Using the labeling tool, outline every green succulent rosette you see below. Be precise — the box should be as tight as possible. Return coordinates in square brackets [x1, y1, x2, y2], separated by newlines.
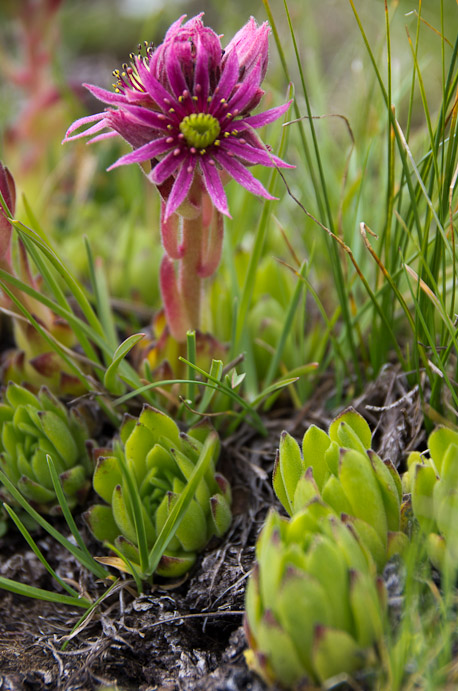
[0, 382, 93, 514]
[244, 503, 387, 688]
[273, 407, 406, 570]
[85, 405, 232, 579]
[405, 426, 458, 575]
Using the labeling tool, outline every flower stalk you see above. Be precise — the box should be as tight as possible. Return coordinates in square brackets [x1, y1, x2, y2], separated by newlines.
[64, 14, 293, 341]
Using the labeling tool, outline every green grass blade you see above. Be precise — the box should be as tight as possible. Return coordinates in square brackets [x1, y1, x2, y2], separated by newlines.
[0, 469, 108, 579]
[186, 330, 197, 405]
[0, 576, 90, 608]
[103, 332, 145, 394]
[115, 446, 150, 575]
[3, 502, 81, 599]
[85, 238, 119, 352]
[61, 577, 122, 650]
[147, 431, 218, 574]
[46, 455, 103, 569]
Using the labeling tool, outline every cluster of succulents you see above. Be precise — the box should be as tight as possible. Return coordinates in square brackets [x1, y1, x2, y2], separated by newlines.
[244, 504, 387, 687]
[0, 382, 93, 513]
[404, 426, 458, 575]
[85, 405, 232, 578]
[273, 408, 406, 570]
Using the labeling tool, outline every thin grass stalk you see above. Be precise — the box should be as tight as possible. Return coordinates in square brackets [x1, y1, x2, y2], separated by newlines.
[61, 578, 122, 651]
[115, 445, 150, 575]
[46, 456, 98, 565]
[3, 503, 82, 599]
[85, 238, 119, 352]
[282, 0, 363, 385]
[263, 260, 307, 389]
[186, 330, 197, 405]
[147, 431, 218, 574]
[0, 469, 108, 579]
[0, 577, 91, 608]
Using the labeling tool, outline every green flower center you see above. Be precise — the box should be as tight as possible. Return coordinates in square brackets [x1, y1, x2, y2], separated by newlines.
[179, 113, 221, 149]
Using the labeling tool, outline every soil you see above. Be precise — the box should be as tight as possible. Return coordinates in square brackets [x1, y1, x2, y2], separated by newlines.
[0, 365, 425, 690]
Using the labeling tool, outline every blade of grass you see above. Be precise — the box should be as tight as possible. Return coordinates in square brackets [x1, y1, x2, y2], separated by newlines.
[0, 469, 108, 579]
[3, 503, 82, 599]
[103, 332, 145, 394]
[0, 576, 91, 608]
[147, 431, 218, 574]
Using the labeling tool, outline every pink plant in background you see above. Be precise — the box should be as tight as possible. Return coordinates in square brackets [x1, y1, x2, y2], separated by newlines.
[64, 14, 292, 341]
[2, 0, 64, 173]
[0, 163, 16, 266]
[0, 161, 82, 393]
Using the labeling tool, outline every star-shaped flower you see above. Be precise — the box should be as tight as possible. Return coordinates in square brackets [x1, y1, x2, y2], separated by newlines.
[64, 15, 293, 220]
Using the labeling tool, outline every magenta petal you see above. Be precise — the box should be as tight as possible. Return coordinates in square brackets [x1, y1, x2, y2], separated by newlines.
[107, 138, 172, 170]
[87, 131, 118, 144]
[224, 18, 270, 82]
[217, 151, 276, 200]
[63, 112, 106, 141]
[224, 139, 294, 168]
[193, 38, 210, 103]
[163, 14, 187, 41]
[166, 48, 189, 98]
[240, 100, 293, 129]
[135, 59, 181, 111]
[225, 60, 262, 115]
[200, 159, 230, 217]
[164, 156, 196, 219]
[121, 104, 171, 130]
[84, 83, 127, 106]
[212, 48, 239, 107]
[149, 149, 187, 185]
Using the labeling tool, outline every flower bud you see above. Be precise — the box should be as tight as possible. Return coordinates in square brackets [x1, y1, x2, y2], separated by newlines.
[223, 17, 270, 81]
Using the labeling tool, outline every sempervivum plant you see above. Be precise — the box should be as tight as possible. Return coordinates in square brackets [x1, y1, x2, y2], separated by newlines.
[405, 426, 458, 575]
[273, 408, 406, 570]
[64, 15, 292, 341]
[244, 504, 387, 688]
[0, 382, 93, 513]
[85, 405, 231, 579]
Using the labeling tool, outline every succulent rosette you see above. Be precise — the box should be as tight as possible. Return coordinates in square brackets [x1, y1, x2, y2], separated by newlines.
[0, 382, 93, 513]
[405, 426, 458, 574]
[244, 504, 387, 688]
[85, 405, 232, 578]
[273, 408, 406, 570]
[64, 15, 293, 340]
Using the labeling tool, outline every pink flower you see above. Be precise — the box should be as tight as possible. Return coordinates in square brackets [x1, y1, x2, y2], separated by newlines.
[64, 14, 293, 221]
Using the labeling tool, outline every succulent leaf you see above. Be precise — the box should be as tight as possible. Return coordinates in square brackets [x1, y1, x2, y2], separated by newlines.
[328, 407, 372, 451]
[301, 424, 331, 490]
[428, 426, 458, 475]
